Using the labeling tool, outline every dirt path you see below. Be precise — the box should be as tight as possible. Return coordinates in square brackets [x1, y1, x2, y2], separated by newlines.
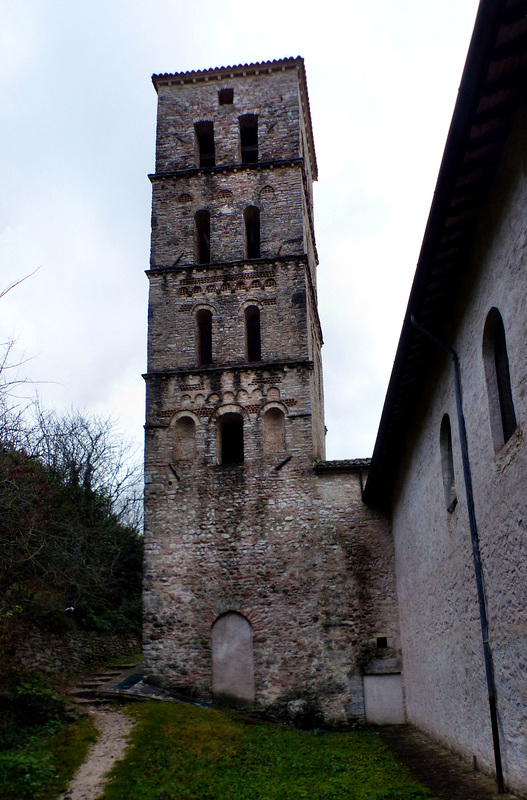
[57, 706, 134, 800]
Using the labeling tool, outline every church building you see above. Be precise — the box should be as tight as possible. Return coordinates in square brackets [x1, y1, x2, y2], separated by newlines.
[143, 0, 527, 793]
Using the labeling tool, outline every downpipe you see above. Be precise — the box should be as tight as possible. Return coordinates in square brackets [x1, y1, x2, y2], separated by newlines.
[410, 314, 504, 794]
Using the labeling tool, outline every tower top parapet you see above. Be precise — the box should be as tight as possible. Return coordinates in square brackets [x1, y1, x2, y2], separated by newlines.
[152, 56, 317, 181]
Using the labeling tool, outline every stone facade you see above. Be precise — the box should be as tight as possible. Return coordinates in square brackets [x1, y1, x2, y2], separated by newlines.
[143, 5, 527, 793]
[363, 4, 527, 793]
[389, 105, 527, 793]
[143, 58, 401, 725]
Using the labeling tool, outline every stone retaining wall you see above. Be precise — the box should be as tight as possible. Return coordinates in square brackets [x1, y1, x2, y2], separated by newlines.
[3, 623, 140, 674]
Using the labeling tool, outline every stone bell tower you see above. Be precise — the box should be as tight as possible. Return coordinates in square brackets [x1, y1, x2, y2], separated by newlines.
[142, 57, 401, 724]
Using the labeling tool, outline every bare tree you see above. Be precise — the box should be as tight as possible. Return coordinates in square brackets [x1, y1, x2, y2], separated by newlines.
[24, 403, 143, 529]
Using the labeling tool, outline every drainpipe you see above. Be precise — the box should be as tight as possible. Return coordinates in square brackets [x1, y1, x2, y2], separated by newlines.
[410, 315, 504, 794]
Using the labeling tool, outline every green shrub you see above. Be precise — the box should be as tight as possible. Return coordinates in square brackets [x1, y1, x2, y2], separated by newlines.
[0, 713, 96, 800]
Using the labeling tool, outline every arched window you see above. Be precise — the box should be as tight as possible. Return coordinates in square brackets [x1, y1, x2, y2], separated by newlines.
[483, 308, 517, 450]
[173, 416, 196, 461]
[194, 120, 215, 167]
[263, 408, 285, 453]
[245, 306, 261, 362]
[219, 413, 244, 464]
[194, 210, 210, 264]
[440, 414, 457, 513]
[244, 206, 260, 258]
[196, 309, 212, 365]
[239, 114, 258, 163]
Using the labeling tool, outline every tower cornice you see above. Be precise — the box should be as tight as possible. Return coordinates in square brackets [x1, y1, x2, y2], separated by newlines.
[142, 358, 315, 381]
[146, 253, 309, 275]
[148, 157, 305, 183]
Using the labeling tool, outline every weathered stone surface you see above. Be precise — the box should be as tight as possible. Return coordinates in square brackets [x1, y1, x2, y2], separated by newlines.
[391, 107, 527, 792]
[143, 58, 401, 724]
[4, 622, 139, 673]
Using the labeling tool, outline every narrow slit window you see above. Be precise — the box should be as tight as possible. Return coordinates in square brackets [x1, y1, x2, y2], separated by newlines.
[194, 210, 211, 264]
[194, 121, 215, 167]
[196, 309, 212, 365]
[483, 308, 517, 450]
[245, 306, 261, 362]
[440, 414, 457, 513]
[218, 88, 234, 105]
[239, 114, 258, 163]
[244, 206, 260, 258]
[219, 413, 244, 464]
[494, 316, 517, 443]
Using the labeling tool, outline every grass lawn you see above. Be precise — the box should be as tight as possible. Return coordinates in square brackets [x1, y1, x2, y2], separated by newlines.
[102, 701, 430, 800]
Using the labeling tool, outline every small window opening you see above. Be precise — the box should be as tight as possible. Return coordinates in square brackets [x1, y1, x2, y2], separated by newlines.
[494, 316, 517, 443]
[263, 408, 285, 453]
[194, 210, 211, 264]
[245, 306, 261, 362]
[173, 417, 196, 460]
[194, 121, 215, 168]
[219, 413, 244, 464]
[196, 309, 212, 365]
[239, 114, 258, 163]
[376, 637, 388, 650]
[440, 414, 457, 513]
[218, 88, 234, 105]
[244, 206, 260, 259]
[483, 308, 517, 450]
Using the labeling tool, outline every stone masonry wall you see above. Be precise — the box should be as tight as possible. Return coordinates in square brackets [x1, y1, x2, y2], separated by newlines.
[146, 258, 312, 371]
[144, 59, 399, 727]
[150, 167, 306, 269]
[391, 107, 527, 793]
[3, 622, 140, 675]
[154, 68, 302, 173]
[143, 461, 399, 724]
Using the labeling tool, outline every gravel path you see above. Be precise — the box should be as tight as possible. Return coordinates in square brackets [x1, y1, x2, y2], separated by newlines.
[57, 706, 134, 800]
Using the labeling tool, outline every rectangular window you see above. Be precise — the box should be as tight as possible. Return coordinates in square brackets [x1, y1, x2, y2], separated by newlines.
[218, 88, 234, 105]
[239, 114, 258, 164]
[194, 210, 211, 264]
[194, 121, 215, 168]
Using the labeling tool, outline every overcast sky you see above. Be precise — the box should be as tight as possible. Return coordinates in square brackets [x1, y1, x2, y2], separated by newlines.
[1, 0, 480, 459]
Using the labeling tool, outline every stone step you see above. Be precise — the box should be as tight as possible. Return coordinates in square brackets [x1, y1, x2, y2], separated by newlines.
[66, 661, 144, 707]
[69, 688, 101, 700]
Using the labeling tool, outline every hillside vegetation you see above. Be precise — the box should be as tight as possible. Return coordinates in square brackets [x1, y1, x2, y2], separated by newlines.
[0, 405, 143, 644]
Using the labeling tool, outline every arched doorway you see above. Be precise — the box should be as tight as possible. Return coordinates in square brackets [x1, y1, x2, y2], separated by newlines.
[211, 612, 255, 705]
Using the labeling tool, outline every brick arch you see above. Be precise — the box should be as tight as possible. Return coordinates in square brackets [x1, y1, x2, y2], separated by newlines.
[257, 400, 288, 418]
[212, 403, 250, 422]
[239, 298, 263, 312]
[192, 301, 217, 315]
[169, 409, 201, 427]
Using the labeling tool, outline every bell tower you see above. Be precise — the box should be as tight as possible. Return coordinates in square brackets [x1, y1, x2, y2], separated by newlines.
[143, 58, 399, 724]
[145, 57, 324, 469]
